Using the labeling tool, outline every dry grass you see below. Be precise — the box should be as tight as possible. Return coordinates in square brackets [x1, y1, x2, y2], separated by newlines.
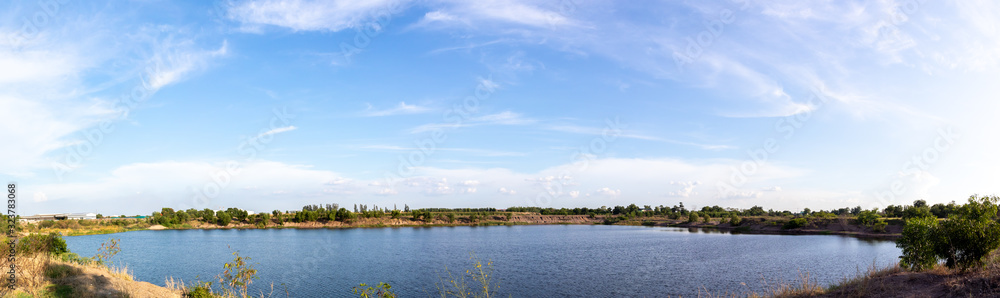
[0, 252, 182, 298]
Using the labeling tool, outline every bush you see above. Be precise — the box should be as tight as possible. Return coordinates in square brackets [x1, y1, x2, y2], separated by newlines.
[216, 211, 231, 226]
[187, 284, 214, 298]
[936, 196, 1000, 269]
[729, 214, 742, 226]
[687, 212, 699, 223]
[17, 232, 68, 255]
[902, 206, 934, 220]
[898, 216, 939, 271]
[783, 218, 808, 229]
[897, 195, 1000, 271]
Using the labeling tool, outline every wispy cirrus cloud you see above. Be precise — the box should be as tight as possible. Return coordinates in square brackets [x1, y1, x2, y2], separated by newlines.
[545, 124, 734, 150]
[358, 145, 524, 157]
[362, 102, 432, 117]
[413, 0, 577, 29]
[226, 0, 404, 32]
[256, 125, 297, 138]
[408, 111, 534, 133]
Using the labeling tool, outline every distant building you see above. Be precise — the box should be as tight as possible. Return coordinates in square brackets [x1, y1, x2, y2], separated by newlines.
[20, 213, 98, 222]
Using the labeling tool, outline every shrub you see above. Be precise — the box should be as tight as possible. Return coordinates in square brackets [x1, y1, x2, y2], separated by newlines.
[17, 232, 67, 255]
[39, 220, 55, 229]
[218, 248, 258, 298]
[897, 216, 939, 271]
[729, 214, 742, 226]
[187, 284, 214, 298]
[902, 206, 934, 220]
[353, 282, 396, 298]
[935, 196, 1000, 269]
[783, 218, 808, 229]
[687, 212, 699, 223]
[216, 211, 231, 226]
[897, 195, 1000, 271]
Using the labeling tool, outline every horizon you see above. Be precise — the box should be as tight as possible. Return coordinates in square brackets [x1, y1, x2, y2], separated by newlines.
[4, 0, 999, 216]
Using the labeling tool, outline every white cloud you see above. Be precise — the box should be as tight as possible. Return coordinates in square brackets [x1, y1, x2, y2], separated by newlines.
[146, 39, 229, 90]
[415, 0, 575, 29]
[497, 187, 517, 195]
[596, 187, 621, 197]
[762, 186, 782, 192]
[33, 192, 49, 202]
[667, 181, 701, 197]
[358, 145, 525, 157]
[227, 0, 403, 32]
[362, 102, 432, 117]
[257, 125, 297, 138]
[408, 111, 534, 133]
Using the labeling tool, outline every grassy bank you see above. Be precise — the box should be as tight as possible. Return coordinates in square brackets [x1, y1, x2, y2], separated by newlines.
[24, 213, 905, 241]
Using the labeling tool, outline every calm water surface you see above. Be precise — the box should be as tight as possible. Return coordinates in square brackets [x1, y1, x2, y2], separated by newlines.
[65, 225, 900, 297]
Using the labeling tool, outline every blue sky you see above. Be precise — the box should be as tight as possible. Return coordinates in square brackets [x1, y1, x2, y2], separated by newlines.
[3, 0, 999, 215]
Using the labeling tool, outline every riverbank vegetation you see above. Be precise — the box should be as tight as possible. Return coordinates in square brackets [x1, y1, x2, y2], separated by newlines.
[13, 196, 1000, 296]
[21, 198, 960, 238]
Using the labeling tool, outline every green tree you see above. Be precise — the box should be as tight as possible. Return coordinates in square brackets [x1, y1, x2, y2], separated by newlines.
[202, 209, 215, 223]
[897, 195, 1000, 271]
[216, 211, 231, 226]
[897, 216, 939, 271]
[729, 214, 742, 226]
[687, 212, 699, 223]
[935, 196, 1000, 270]
[902, 205, 934, 220]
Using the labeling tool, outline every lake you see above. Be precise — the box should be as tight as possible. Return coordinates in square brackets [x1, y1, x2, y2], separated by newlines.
[64, 225, 900, 297]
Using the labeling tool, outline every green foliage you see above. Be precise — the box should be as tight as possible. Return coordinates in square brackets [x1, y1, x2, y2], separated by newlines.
[447, 213, 456, 223]
[218, 247, 258, 298]
[202, 209, 216, 223]
[94, 238, 120, 266]
[687, 212, 699, 223]
[434, 253, 500, 298]
[902, 205, 934, 220]
[897, 216, 939, 271]
[216, 211, 231, 226]
[783, 218, 808, 229]
[186, 283, 214, 298]
[353, 282, 396, 298]
[897, 195, 1000, 271]
[856, 210, 880, 226]
[390, 210, 401, 219]
[729, 214, 742, 226]
[701, 214, 710, 223]
[17, 232, 67, 255]
[935, 195, 1000, 270]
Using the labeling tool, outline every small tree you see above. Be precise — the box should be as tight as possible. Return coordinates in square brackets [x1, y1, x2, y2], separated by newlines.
[729, 214, 742, 226]
[897, 216, 939, 271]
[687, 212, 699, 223]
[219, 247, 258, 298]
[217, 211, 231, 226]
[936, 196, 1000, 270]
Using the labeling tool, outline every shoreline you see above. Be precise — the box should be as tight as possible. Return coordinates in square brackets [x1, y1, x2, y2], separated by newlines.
[59, 215, 901, 241]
